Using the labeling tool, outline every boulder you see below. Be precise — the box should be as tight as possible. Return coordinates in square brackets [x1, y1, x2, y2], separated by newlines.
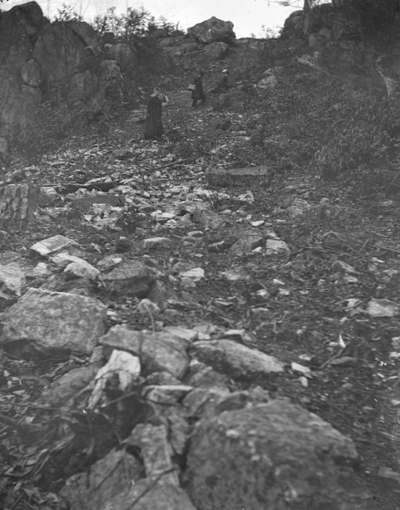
[281, 10, 304, 39]
[1, 288, 107, 354]
[188, 17, 236, 45]
[203, 41, 229, 60]
[190, 339, 284, 379]
[187, 400, 374, 510]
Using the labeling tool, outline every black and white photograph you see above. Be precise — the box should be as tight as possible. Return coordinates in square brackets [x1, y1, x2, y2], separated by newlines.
[0, 0, 399, 509]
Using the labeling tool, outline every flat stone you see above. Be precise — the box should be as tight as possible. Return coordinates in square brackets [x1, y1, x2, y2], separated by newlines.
[64, 259, 100, 280]
[143, 385, 193, 405]
[102, 260, 154, 297]
[143, 237, 172, 249]
[206, 165, 268, 187]
[99, 326, 190, 378]
[30, 235, 78, 256]
[266, 238, 290, 255]
[1, 288, 107, 354]
[191, 339, 284, 379]
[187, 400, 372, 510]
[60, 448, 143, 510]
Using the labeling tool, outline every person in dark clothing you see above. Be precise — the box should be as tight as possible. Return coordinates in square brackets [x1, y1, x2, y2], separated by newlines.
[144, 87, 168, 140]
[210, 69, 230, 94]
[191, 69, 206, 107]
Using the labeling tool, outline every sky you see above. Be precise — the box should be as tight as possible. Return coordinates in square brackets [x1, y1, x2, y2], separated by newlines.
[0, 0, 306, 38]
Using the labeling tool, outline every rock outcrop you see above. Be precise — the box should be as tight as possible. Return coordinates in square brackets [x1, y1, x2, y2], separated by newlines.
[188, 17, 236, 45]
[0, 1, 124, 134]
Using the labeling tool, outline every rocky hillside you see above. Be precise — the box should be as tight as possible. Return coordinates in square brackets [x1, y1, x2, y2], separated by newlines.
[0, 2, 400, 510]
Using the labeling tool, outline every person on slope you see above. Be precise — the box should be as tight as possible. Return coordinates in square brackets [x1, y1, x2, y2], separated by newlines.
[144, 87, 169, 140]
[191, 69, 206, 107]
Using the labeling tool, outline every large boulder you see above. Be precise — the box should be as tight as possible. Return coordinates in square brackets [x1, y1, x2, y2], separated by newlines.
[188, 17, 236, 45]
[203, 42, 229, 60]
[187, 399, 374, 510]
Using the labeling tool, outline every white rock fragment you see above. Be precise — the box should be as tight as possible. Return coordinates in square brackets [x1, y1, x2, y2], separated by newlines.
[366, 298, 400, 317]
[31, 235, 78, 256]
[0, 263, 26, 299]
[180, 268, 205, 281]
[143, 237, 172, 249]
[266, 239, 290, 255]
[64, 259, 100, 280]
[89, 350, 141, 408]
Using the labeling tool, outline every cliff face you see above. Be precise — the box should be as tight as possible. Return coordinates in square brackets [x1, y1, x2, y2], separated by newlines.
[0, 2, 111, 134]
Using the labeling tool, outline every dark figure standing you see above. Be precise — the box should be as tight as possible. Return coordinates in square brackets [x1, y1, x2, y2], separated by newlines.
[211, 69, 230, 94]
[144, 87, 168, 140]
[191, 69, 206, 107]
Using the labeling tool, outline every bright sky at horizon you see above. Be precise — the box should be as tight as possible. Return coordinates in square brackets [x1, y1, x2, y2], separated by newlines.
[1, 0, 305, 38]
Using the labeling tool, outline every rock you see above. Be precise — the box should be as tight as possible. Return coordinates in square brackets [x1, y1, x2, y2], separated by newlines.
[98, 480, 196, 510]
[366, 298, 400, 317]
[64, 259, 100, 280]
[163, 326, 198, 344]
[183, 387, 231, 418]
[60, 448, 143, 510]
[143, 237, 172, 249]
[286, 197, 311, 218]
[188, 17, 236, 45]
[0, 263, 26, 299]
[102, 260, 154, 298]
[187, 399, 373, 510]
[191, 339, 284, 379]
[31, 235, 78, 257]
[257, 74, 278, 90]
[89, 350, 141, 408]
[143, 385, 193, 405]
[0, 184, 39, 230]
[229, 229, 264, 255]
[179, 267, 205, 281]
[45, 363, 101, 406]
[1, 288, 107, 354]
[99, 326, 190, 378]
[39, 187, 59, 207]
[186, 361, 229, 390]
[206, 165, 268, 187]
[203, 41, 229, 60]
[97, 254, 122, 270]
[126, 423, 179, 485]
[113, 236, 130, 253]
[266, 238, 290, 256]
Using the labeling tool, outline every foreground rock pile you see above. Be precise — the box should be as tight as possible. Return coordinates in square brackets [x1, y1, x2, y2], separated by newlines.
[0, 231, 374, 509]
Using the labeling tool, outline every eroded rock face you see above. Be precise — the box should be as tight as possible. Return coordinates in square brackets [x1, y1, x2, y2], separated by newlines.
[188, 17, 236, 45]
[187, 400, 374, 510]
[0, 1, 111, 133]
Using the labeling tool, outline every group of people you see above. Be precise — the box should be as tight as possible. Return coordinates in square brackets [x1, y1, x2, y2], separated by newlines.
[143, 68, 230, 140]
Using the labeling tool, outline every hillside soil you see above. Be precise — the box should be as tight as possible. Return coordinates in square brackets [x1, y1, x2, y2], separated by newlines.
[1, 45, 400, 510]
